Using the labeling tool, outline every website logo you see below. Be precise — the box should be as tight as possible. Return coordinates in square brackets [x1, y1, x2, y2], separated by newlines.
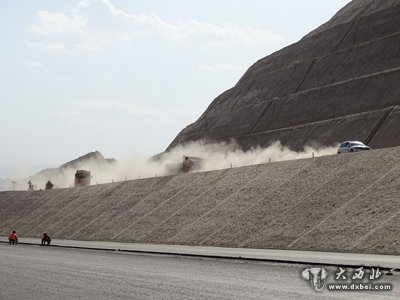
[301, 267, 393, 292]
[301, 268, 328, 292]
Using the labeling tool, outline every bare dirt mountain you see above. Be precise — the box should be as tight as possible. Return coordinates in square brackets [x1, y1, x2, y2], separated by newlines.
[168, 0, 400, 151]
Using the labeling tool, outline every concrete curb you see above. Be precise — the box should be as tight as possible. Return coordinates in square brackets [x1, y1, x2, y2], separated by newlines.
[2, 237, 400, 270]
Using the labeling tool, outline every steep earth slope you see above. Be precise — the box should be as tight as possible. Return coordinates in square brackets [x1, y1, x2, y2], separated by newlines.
[168, 0, 400, 151]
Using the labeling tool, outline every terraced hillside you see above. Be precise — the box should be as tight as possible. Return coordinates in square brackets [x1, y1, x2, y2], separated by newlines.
[1, 147, 400, 255]
[168, 0, 400, 151]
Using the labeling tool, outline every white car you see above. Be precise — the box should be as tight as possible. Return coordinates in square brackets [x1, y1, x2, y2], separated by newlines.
[337, 141, 371, 154]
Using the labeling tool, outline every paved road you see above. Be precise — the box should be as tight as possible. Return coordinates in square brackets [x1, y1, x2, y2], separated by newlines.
[3, 237, 400, 269]
[0, 244, 399, 300]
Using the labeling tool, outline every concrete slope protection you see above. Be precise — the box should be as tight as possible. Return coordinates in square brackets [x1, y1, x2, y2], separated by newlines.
[167, 0, 400, 151]
[1, 147, 400, 255]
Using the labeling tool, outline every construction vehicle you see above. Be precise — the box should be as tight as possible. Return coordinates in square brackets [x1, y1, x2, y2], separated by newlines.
[182, 156, 203, 172]
[74, 170, 91, 186]
[165, 156, 204, 174]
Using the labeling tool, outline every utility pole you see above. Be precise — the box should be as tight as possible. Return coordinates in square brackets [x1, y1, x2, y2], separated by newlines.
[11, 181, 16, 191]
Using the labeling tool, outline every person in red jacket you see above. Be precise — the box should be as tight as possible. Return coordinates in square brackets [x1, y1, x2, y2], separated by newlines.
[8, 231, 18, 245]
[41, 232, 51, 246]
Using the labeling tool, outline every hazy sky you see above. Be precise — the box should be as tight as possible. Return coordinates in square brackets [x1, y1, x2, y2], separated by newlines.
[0, 0, 351, 178]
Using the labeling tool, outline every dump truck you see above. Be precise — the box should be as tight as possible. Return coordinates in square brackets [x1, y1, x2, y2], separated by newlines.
[74, 170, 91, 187]
[165, 156, 204, 174]
[182, 156, 203, 172]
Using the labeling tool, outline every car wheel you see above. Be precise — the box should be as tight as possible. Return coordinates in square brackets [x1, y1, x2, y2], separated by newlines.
[350, 149, 354, 152]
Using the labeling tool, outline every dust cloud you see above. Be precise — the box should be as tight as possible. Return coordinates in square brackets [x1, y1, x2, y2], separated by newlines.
[160, 140, 337, 172]
[84, 140, 338, 185]
[9, 140, 338, 190]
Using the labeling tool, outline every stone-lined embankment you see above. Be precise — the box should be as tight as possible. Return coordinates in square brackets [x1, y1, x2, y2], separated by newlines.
[1, 147, 400, 255]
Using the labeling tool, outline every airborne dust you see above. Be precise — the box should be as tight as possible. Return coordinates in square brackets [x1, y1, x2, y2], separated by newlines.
[11, 140, 337, 190]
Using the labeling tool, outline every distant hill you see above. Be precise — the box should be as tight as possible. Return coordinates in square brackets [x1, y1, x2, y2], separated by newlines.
[59, 151, 116, 170]
[5, 151, 116, 191]
[168, 0, 400, 151]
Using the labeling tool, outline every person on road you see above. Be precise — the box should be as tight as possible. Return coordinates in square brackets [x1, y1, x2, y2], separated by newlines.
[41, 232, 51, 246]
[8, 230, 18, 245]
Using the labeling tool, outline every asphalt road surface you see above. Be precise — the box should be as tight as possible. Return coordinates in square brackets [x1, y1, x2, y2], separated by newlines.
[0, 244, 399, 300]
